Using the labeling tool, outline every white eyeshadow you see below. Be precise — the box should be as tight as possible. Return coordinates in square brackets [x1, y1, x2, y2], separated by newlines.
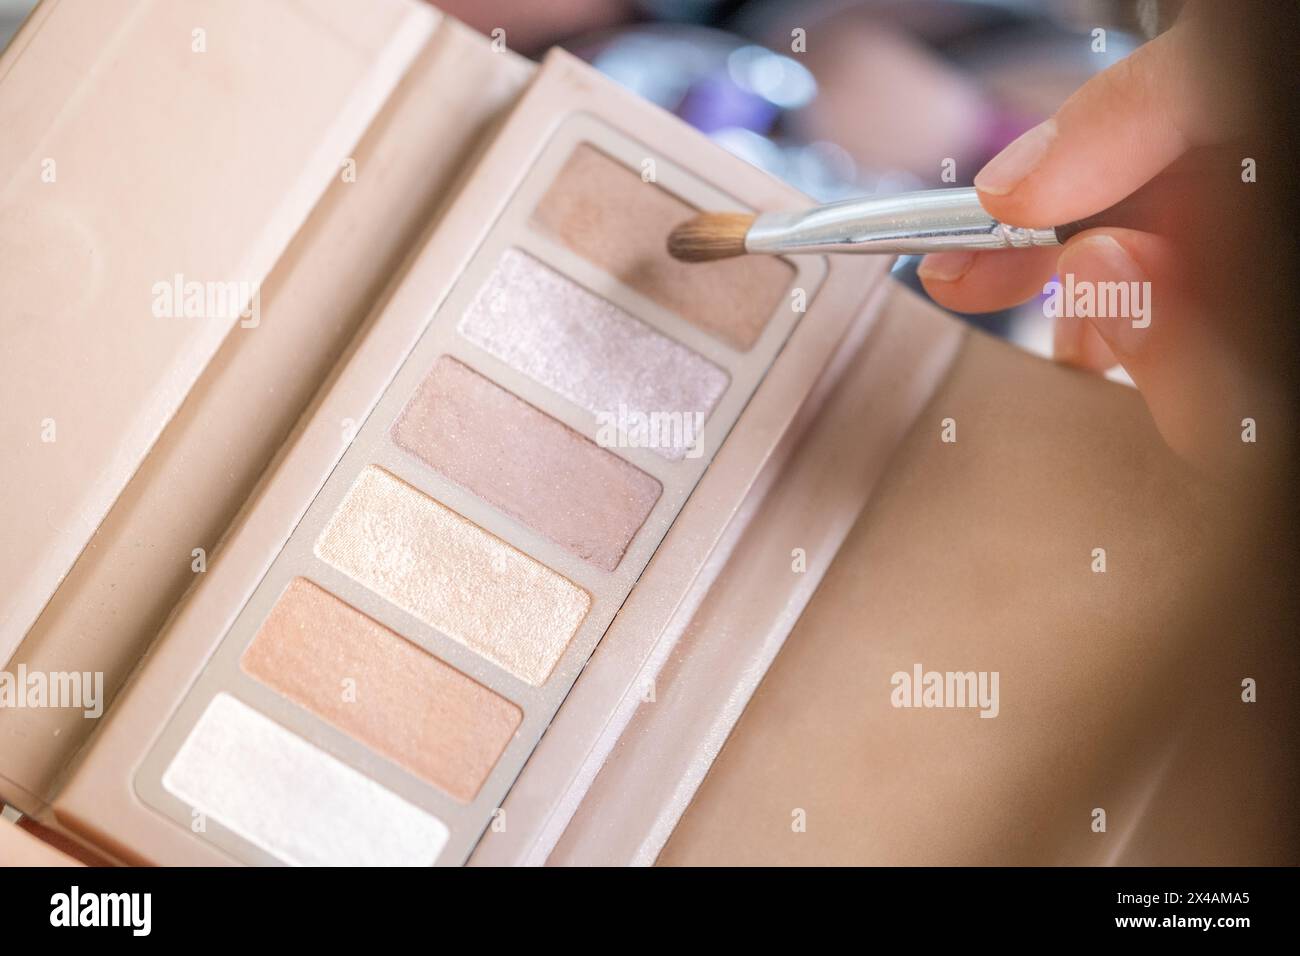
[458, 248, 729, 461]
[162, 694, 449, 866]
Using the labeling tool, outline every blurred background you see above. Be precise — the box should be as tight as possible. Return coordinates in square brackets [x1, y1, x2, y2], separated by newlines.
[0, 0, 1174, 368]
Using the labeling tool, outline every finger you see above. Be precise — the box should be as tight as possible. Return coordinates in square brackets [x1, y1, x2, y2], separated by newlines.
[917, 246, 1060, 314]
[1053, 313, 1118, 371]
[1054, 228, 1257, 477]
[973, 20, 1238, 228]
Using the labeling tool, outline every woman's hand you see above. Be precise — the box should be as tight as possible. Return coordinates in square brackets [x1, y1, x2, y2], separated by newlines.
[917, 10, 1279, 479]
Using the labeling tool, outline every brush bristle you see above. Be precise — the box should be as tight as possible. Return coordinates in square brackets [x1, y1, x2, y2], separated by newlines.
[667, 212, 755, 262]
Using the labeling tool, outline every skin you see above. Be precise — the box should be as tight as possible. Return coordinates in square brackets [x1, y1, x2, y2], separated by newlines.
[661, 325, 1298, 866]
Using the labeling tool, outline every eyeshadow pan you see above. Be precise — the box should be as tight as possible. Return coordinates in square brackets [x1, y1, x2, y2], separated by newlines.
[458, 248, 728, 461]
[163, 693, 449, 866]
[393, 356, 662, 572]
[531, 143, 793, 351]
[240, 578, 521, 802]
[315, 466, 590, 686]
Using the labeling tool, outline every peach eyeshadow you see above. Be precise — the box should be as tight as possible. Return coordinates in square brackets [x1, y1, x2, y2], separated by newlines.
[240, 578, 522, 802]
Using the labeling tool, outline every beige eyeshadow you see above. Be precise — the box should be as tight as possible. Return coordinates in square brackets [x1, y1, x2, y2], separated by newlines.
[240, 578, 521, 802]
[531, 143, 793, 352]
[315, 466, 590, 686]
[392, 357, 661, 572]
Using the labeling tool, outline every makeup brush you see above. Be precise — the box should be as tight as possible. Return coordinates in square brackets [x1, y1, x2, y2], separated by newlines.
[667, 186, 1110, 262]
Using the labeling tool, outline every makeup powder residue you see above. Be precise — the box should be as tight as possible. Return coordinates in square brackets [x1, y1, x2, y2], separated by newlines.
[458, 248, 729, 461]
[314, 466, 590, 686]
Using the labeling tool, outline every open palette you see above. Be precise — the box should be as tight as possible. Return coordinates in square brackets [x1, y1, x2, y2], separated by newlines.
[48, 49, 881, 866]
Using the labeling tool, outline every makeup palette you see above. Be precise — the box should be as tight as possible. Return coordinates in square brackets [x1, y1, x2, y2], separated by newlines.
[129, 97, 827, 865]
[6, 9, 894, 867]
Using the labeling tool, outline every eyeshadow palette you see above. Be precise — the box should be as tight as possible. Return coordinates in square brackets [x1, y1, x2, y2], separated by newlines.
[51, 49, 880, 866]
[121, 91, 815, 864]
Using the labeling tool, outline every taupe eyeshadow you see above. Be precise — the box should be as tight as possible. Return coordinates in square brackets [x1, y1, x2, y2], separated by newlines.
[531, 142, 793, 352]
[392, 356, 661, 572]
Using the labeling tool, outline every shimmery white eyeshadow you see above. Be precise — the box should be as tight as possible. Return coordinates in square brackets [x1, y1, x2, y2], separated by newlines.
[458, 248, 729, 461]
[162, 694, 449, 866]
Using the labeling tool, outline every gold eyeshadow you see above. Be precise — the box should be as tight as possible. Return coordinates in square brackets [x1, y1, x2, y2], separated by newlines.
[315, 466, 590, 686]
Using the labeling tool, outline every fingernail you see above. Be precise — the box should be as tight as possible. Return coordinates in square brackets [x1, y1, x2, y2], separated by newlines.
[974, 119, 1056, 196]
[917, 252, 976, 282]
[1058, 234, 1141, 280]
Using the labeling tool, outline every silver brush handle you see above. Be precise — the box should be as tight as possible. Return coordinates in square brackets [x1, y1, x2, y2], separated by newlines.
[745, 187, 1060, 255]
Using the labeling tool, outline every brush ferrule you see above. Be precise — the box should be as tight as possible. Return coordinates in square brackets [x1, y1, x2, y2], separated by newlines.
[744, 187, 1059, 255]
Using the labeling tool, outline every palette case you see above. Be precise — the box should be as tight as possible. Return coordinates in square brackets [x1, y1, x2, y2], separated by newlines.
[0, 0, 963, 866]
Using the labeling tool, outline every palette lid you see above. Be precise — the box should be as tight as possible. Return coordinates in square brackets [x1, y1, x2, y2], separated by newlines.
[0, 0, 434, 662]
